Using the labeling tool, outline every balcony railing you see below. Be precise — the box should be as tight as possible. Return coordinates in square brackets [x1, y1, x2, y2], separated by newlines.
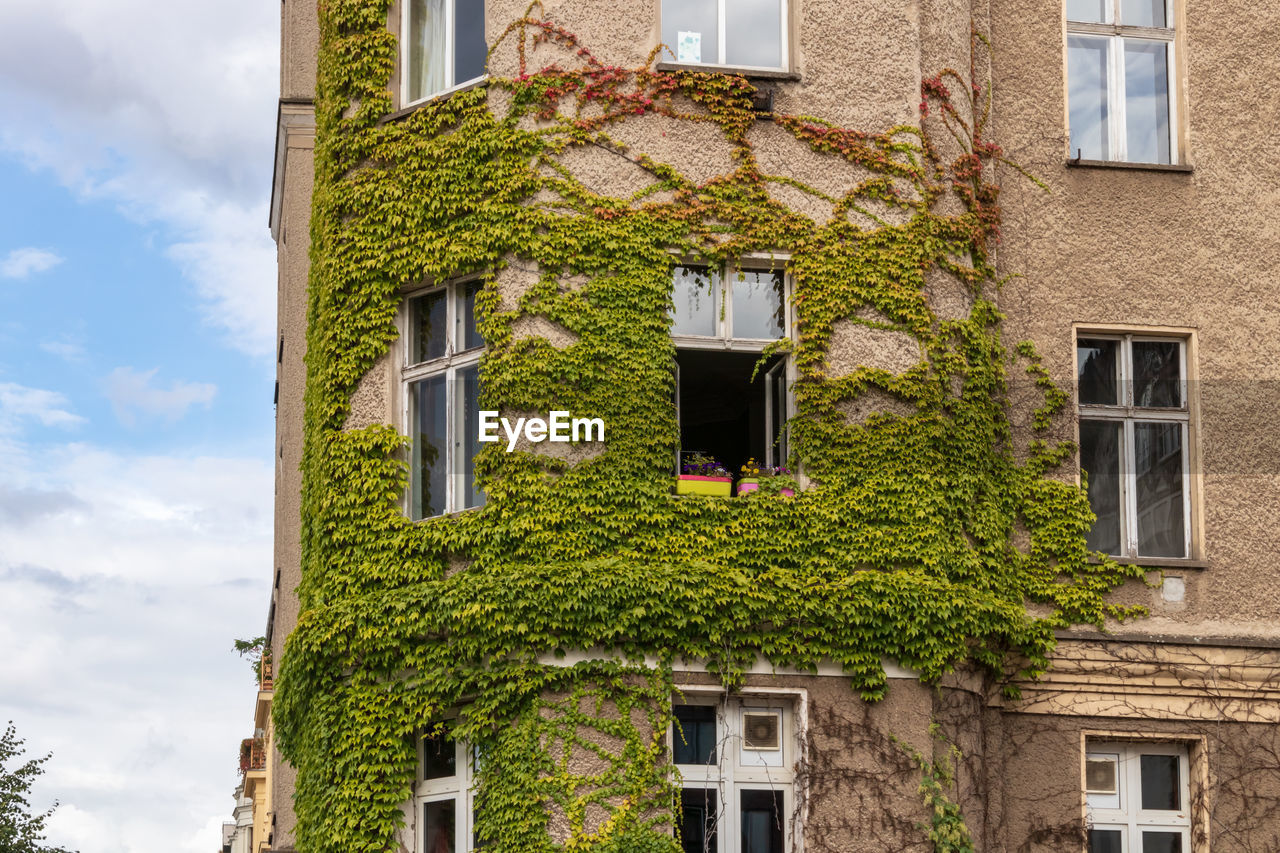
[239, 737, 267, 773]
[259, 656, 274, 691]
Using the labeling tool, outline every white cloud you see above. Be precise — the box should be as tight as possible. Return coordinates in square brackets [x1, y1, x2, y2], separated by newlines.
[105, 367, 217, 427]
[0, 433, 272, 853]
[0, 247, 63, 279]
[39, 338, 87, 362]
[0, 0, 280, 355]
[0, 381, 84, 431]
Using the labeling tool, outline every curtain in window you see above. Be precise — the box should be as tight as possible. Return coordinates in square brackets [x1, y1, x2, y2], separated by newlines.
[408, 0, 447, 102]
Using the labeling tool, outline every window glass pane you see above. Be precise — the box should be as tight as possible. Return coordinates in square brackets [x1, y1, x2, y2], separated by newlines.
[677, 788, 719, 853]
[673, 704, 717, 765]
[768, 360, 787, 468]
[412, 374, 448, 519]
[1121, 0, 1166, 27]
[725, 0, 783, 68]
[671, 266, 718, 336]
[740, 790, 783, 853]
[458, 364, 484, 510]
[1068, 36, 1111, 160]
[1089, 829, 1124, 853]
[412, 290, 448, 363]
[1134, 422, 1186, 558]
[454, 0, 486, 84]
[1132, 341, 1181, 408]
[456, 280, 484, 352]
[407, 0, 446, 101]
[1124, 40, 1171, 164]
[1080, 420, 1123, 554]
[1078, 339, 1120, 406]
[1067, 0, 1108, 23]
[1140, 753, 1181, 810]
[662, 0, 719, 64]
[732, 270, 785, 339]
[422, 729, 457, 779]
[423, 799, 457, 853]
[1142, 831, 1183, 853]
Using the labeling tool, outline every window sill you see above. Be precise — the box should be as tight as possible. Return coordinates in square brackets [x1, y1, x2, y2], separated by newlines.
[655, 62, 800, 82]
[1066, 158, 1193, 174]
[1089, 555, 1208, 570]
[381, 77, 488, 125]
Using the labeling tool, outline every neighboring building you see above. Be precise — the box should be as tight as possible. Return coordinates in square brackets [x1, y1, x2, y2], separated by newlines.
[264, 1, 1280, 852]
[222, 657, 276, 851]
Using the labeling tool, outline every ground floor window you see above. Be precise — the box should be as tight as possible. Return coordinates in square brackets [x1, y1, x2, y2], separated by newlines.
[671, 694, 796, 853]
[1086, 741, 1191, 853]
[417, 725, 477, 853]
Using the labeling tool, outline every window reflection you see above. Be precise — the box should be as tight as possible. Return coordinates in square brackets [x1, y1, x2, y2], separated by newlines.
[1068, 36, 1111, 160]
[1080, 420, 1123, 554]
[725, 0, 783, 68]
[1124, 41, 1171, 164]
[1134, 422, 1185, 558]
[1067, 0, 1107, 23]
[1078, 338, 1119, 406]
[671, 266, 718, 336]
[732, 270, 785, 339]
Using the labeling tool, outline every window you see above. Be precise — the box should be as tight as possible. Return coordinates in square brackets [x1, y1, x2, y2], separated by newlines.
[403, 0, 487, 105]
[1077, 333, 1191, 560]
[1086, 741, 1191, 853]
[417, 726, 478, 853]
[1066, 0, 1177, 163]
[404, 279, 485, 519]
[660, 0, 788, 70]
[671, 695, 796, 853]
[670, 264, 792, 476]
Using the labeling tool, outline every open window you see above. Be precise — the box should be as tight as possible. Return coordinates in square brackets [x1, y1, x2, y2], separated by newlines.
[670, 263, 792, 477]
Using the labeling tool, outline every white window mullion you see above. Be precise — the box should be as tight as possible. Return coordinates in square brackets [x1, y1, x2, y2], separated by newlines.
[444, 0, 455, 89]
[1110, 36, 1127, 162]
[1122, 418, 1138, 557]
[1165, 38, 1179, 166]
[717, 0, 727, 65]
[1181, 420, 1192, 557]
[778, 0, 789, 70]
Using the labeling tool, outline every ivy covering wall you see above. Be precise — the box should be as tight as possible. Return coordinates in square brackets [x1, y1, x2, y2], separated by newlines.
[273, 3, 1145, 850]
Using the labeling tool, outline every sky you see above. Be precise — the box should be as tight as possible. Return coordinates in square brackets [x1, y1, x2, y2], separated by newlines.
[0, 1, 280, 850]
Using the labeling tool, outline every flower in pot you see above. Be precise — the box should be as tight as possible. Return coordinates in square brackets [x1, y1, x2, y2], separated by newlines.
[736, 458, 797, 496]
[675, 452, 733, 497]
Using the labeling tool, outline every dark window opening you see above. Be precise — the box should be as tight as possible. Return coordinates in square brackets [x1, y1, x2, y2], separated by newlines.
[740, 789, 784, 853]
[677, 788, 719, 853]
[677, 349, 785, 476]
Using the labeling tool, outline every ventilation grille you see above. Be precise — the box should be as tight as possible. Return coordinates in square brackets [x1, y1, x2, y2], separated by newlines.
[742, 712, 780, 750]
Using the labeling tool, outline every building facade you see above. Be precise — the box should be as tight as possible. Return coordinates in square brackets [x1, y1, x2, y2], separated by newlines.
[261, 0, 1280, 851]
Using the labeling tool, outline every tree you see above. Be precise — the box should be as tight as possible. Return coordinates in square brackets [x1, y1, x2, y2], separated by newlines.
[0, 722, 75, 853]
[233, 636, 268, 684]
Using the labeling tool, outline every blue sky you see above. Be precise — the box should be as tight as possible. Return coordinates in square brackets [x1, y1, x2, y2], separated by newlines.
[0, 0, 280, 849]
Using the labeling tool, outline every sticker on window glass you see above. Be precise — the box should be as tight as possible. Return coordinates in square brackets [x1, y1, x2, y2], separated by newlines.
[677, 31, 702, 63]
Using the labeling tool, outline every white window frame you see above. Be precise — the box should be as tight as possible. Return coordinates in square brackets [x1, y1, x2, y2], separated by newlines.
[401, 277, 485, 519]
[660, 0, 790, 72]
[1076, 332, 1192, 560]
[400, 0, 488, 108]
[416, 729, 477, 853]
[1065, 0, 1179, 163]
[1085, 741, 1191, 852]
[671, 259, 796, 471]
[670, 691, 798, 853]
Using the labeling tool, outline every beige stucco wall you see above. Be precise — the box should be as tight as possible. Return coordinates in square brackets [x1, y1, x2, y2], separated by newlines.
[277, 0, 1280, 848]
[988, 0, 1280, 639]
[269, 105, 314, 849]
